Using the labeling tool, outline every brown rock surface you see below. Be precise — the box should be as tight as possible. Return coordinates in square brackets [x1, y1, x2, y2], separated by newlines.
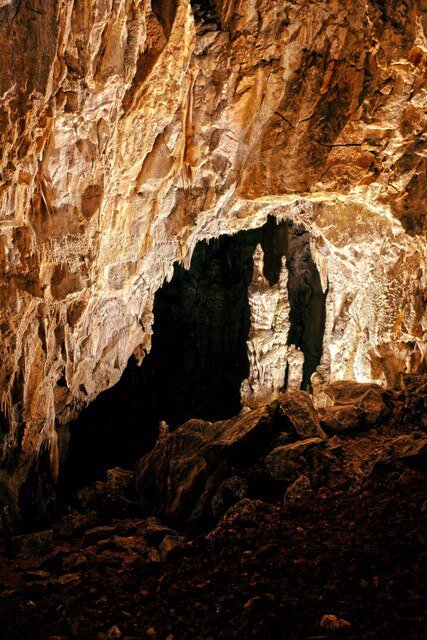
[319, 380, 390, 433]
[0, 448, 425, 639]
[0, 1, 426, 517]
[0, 382, 425, 638]
[278, 391, 327, 439]
[264, 437, 325, 483]
[136, 405, 277, 526]
[284, 474, 314, 505]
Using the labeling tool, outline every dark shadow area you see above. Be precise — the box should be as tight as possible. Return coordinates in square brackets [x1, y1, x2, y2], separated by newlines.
[63, 217, 327, 494]
[61, 360, 159, 495]
[18, 444, 56, 531]
[190, 0, 221, 27]
[151, 0, 177, 39]
[285, 225, 328, 389]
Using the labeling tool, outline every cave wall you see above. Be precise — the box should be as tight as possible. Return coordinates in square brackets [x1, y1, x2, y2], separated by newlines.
[0, 0, 426, 521]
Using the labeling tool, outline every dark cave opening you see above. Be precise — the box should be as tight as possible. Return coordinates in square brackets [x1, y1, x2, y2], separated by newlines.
[286, 226, 328, 388]
[62, 217, 327, 495]
[190, 0, 221, 27]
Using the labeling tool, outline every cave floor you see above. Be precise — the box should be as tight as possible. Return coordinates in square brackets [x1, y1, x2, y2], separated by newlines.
[0, 462, 425, 639]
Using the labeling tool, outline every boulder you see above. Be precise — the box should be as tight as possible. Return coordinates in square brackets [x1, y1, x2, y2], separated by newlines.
[284, 475, 313, 505]
[74, 469, 136, 517]
[144, 517, 179, 545]
[264, 438, 323, 483]
[320, 614, 351, 630]
[82, 525, 117, 542]
[75, 481, 106, 510]
[212, 498, 266, 535]
[370, 433, 427, 476]
[211, 476, 249, 520]
[401, 373, 427, 396]
[323, 380, 385, 406]
[319, 381, 389, 434]
[55, 510, 99, 539]
[105, 467, 134, 494]
[103, 467, 137, 515]
[319, 405, 365, 434]
[12, 529, 53, 557]
[61, 553, 89, 572]
[136, 406, 277, 526]
[158, 533, 186, 560]
[278, 391, 327, 440]
[400, 374, 427, 428]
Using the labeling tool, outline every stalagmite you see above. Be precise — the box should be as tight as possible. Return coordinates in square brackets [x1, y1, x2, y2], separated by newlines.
[241, 246, 291, 405]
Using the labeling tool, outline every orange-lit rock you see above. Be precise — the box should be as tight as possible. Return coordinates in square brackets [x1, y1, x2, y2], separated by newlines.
[0, 0, 426, 516]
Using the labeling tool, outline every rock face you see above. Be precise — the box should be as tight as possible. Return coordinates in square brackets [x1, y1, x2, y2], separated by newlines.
[135, 390, 332, 526]
[0, 1, 426, 519]
[136, 405, 277, 527]
[318, 381, 390, 434]
[264, 437, 325, 483]
[277, 391, 327, 440]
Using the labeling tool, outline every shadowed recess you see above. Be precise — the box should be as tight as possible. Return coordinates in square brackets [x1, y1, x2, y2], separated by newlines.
[62, 217, 327, 493]
[190, 0, 221, 26]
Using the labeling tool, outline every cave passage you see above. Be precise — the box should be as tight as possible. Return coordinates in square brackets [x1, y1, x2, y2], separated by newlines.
[63, 217, 327, 493]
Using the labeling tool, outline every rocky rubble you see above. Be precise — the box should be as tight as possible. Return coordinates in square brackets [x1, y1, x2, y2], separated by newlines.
[136, 378, 426, 528]
[136, 405, 278, 527]
[0, 378, 425, 638]
[135, 391, 332, 527]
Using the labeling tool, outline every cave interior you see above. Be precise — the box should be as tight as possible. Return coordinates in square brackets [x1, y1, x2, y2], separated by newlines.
[55, 216, 327, 499]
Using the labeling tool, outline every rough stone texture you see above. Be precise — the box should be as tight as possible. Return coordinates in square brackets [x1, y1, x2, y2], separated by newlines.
[0, 1, 426, 513]
[277, 391, 327, 440]
[264, 437, 325, 483]
[400, 373, 427, 428]
[211, 475, 248, 519]
[284, 474, 314, 505]
[320, 614, 352, 631]
[136, 405, 276, 526]
[1, 466, 425, 640]
[241, 245, 290, 405]
[136, 378, 427, 528]
[0, 380, 426, 638]
[11, 529, 53, 557]
[318, 380, 390, 433]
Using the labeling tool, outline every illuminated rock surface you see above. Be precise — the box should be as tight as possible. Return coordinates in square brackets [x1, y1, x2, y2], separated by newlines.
[0, 0, 426, 519]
